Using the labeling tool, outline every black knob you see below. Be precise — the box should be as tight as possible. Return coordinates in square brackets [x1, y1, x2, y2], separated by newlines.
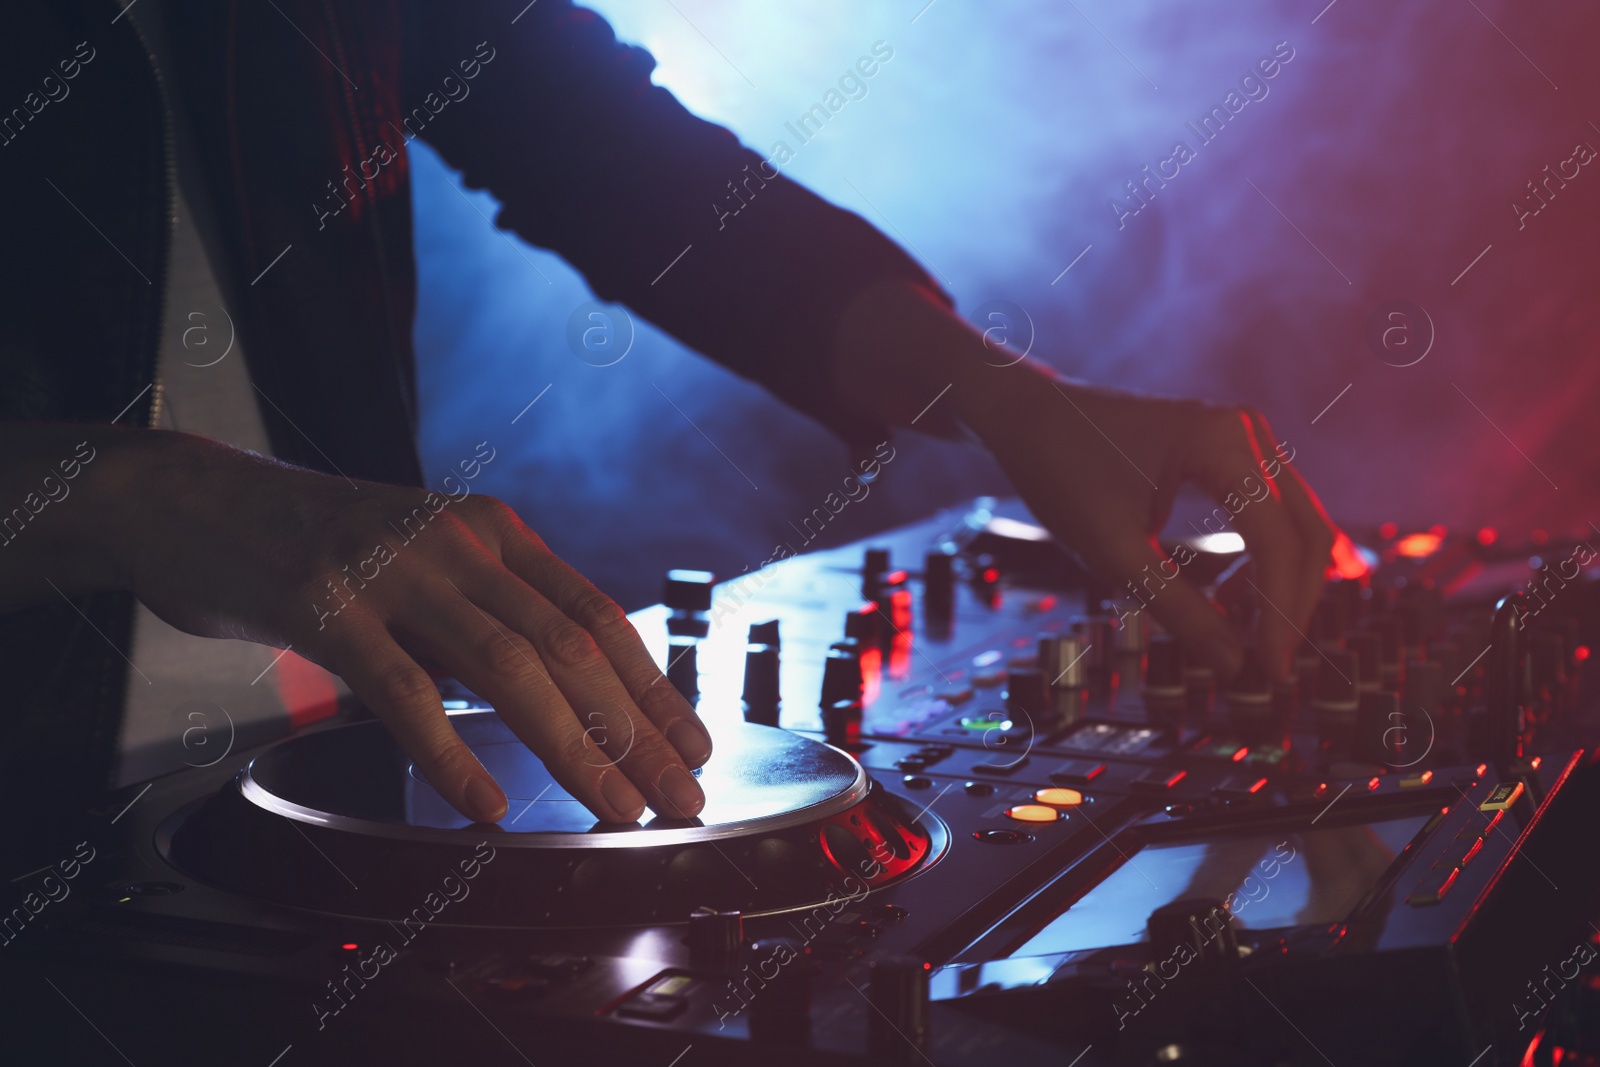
[1038, 634, 1086, 689]
[1358, 689, 1401, 763]
[1224, 650, 1271, 735]
[748, 618, 781, 648]
[1224, 649, 1270, 701]
[688, 907, 743, 972]
[1397, 585, 1442, 647]
[820, 642, 864, 708]
[1312, 650, 1360, 729]
[823, 699, 862, 750]
[1145, 635, 1186, 697]
[1146, 898, 1238, 973]
[863, 546, 892, 599]
[742, 646, 780, 726]
[1112, 606, 1148, 655]
[923, 549, 955, 620]
[1345, 631, 1384, 691]
[1428, 640, 1462, 695]
[1325, 578, 1364, 633]
[867, 955, 931, 1061]
[1364, 616, 1404, 677]
[1073, 616, 1116, 667]
[1310, 599, 1344, 643]
[1485, 593, 1530, 764]
[663, 569, 714, 613]
[666, 640, 698, 703]
[1402, 659, 1445, 717]
[844, 605, 881, 649]
[1005, 668, 1050, 724]
[747, 938, 810, 1045]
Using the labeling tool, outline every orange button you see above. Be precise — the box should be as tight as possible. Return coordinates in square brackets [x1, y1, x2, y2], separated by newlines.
[1005, 804, 1062, 823]
[1033, 787, 1084, 807]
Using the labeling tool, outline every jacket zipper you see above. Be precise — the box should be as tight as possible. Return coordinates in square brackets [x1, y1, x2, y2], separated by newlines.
[321, 1, 415, 436]
[120, 1, 178, 431]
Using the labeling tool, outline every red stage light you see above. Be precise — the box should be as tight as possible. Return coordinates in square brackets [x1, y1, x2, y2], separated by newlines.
[1394, 532, 1443, 558]
[1328, 532, 1370, 580]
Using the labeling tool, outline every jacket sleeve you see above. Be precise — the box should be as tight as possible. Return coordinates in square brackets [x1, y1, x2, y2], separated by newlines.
[402, 0, 950, 449]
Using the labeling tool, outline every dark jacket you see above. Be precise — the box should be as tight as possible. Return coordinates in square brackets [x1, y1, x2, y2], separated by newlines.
[0, 0, 940, 851]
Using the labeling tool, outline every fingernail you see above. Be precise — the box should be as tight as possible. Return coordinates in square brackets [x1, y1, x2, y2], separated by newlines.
[464, 775, 506, 823]
[655, 765, 705, 819]
[667, 719, 713, 766]
[599, 770, 646, 823]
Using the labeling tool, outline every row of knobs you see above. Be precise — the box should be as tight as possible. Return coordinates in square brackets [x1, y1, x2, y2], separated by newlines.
[689, 907, 930, 1057]
[659, 549, 960, 747]
[667, 549, 1185, 747]
[668, 556, 1579, 767]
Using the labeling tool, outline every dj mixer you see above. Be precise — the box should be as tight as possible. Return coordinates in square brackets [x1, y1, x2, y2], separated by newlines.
[6, 498, 1600, 1066]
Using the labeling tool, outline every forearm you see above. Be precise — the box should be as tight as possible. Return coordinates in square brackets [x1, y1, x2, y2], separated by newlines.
[0, 423, 148, 610]
[828, 277, 1053, 445]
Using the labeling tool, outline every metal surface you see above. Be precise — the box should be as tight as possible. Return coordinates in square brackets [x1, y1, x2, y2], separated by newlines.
[238, 712, 869, 848]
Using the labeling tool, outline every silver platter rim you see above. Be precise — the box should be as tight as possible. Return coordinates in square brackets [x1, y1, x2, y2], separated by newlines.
[235, 732, 871, 850]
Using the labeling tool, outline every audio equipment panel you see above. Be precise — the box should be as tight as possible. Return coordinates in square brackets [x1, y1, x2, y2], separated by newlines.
[5, 499, 1598, 1066]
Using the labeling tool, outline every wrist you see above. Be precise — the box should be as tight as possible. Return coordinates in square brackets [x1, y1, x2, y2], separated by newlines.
[0, 424, 158, 605]
[831, 277, 1057, 443]
[61, 426, 167, 595]
[945, 354, 1059, 448]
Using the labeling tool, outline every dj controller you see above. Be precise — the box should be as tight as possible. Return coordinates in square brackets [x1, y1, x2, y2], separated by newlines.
[6, 498, 1600, 1066]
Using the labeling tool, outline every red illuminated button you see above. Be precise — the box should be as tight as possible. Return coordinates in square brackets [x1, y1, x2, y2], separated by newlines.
[1131, 768, 1187, 793]
[1005, 804, 1063, 823]
[1406, 865, 1460, 906]
[1212, 775, 1269, 800]
[1456, 809, 1505, 840]
[1033, 787, 1084, 807]
[1050, 760, 1106, 786]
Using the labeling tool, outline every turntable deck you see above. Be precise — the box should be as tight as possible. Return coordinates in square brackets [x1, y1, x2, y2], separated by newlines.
[163, 715, 938, 925]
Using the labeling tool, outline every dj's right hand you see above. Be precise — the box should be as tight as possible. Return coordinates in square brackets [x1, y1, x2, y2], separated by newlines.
[11, 427, 713, 825]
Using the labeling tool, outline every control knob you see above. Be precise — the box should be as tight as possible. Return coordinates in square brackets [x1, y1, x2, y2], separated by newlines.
[742, 619, 781, 727]
[747, 938, 810, 1044]
[867, 955, 931, 1061]
[923, 549, 955, 622]
[688, 907, 743, 972]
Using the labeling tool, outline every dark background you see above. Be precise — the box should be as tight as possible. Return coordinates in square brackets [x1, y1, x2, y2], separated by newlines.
[411, 0, 1600, 610]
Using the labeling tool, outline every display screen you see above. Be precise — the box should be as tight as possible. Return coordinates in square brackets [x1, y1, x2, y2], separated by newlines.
[1009, 814, 1430, 958]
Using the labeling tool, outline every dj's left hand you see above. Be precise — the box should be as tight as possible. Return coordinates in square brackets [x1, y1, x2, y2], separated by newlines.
[831, 279, 1342, 682]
